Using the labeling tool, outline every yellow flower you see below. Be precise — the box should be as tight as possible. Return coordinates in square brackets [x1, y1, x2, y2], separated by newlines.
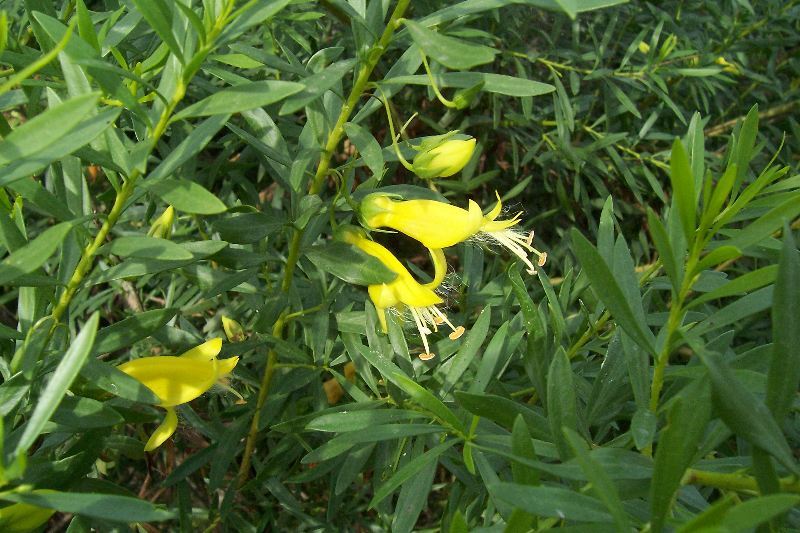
[338, 226, 463, 360]
[412, 137, 476, 179]
[118, 338, 238, 451]
[360, 193, 547, 275]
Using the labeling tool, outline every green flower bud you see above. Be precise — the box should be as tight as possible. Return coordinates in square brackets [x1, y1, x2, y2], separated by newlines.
[221, 316, 245, 342]
[451, 81, 484, 110]
[411, 135, 476, 179]
[147, 205, 175, 239]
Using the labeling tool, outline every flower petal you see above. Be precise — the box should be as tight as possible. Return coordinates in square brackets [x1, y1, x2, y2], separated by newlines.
[361, 195, 483, 249]
[118, 356, 217, 407]
[425, 248, 447, 289]
[179, 338, 222, 360]
[215, 356, 239, 379]
[144, 406, 178, 452]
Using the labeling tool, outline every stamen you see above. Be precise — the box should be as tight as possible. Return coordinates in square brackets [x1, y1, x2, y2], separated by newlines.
[430, 306, 466, 340]
[419, 307, 440, 332]
[449, 326, 466, 340]
[409, 306, 432, 357]
[419, 352, 436, 361]
[484, 229, 547, 275]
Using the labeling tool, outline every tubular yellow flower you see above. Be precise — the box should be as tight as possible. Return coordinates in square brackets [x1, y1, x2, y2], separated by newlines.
[338, 226, 463, 360]
[412, 137, 476, 179]
[360, 193, 547, 275]
[118, 338, 238, 451]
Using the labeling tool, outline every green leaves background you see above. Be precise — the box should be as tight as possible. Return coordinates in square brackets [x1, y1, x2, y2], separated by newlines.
[1, 0, 799, 531]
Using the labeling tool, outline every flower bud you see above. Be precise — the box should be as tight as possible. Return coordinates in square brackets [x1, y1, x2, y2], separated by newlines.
[411, 135, 476, 179]
[451, 82, 484, 110]
[147, 205, 175, 239]
[221, 316, 245, 342]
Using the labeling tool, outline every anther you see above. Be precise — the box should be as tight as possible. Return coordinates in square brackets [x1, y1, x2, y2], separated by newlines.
[448, 326, 466, 340]
[419, 352, 436, 361]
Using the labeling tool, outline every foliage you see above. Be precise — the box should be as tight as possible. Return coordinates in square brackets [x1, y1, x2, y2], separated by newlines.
[0, 0, 799, 531]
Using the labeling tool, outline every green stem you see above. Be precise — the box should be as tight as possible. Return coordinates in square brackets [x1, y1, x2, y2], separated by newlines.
[48, 3, 235, 328]
[281, 0, 410, 292]
[419, 51, 456, 108]
[237, 314, 285, 486]
[239, 0, 411, 485]
[0, 20, 75, 97]
[379, 87, 414, 171]
[685, 469, 800, 494]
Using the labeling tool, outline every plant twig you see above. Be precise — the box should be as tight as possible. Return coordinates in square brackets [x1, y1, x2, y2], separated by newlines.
[237, 0, 411, 487]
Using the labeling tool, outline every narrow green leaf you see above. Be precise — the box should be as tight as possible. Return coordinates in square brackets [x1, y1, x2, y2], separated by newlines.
[688, 265, 778, 308]
[765, 228, 800, 422]
[51, 396, 123, 428]
[650, 378, 711, 533]
[102, 236, 194, 261]
[404, 19, 497, 70]
[669, 138, 696, 242]
[306, 410, 427, 432]
[692, 245, 741, 274]
[0, 108, 120, 187]
[305, 242, 397, 286]
[547, 348, 579, 460]
[571, 229, 655, 353]
[733, 104, 759, 188]
[511, 415, 539, 486]
[722, 494, 800, 531]
[93, 308, 178, 354]
[647, 208, 681, 294]
[391, 437, 438, 533]
[693, 344, 798, 475]
[358, 345, 464, 433]
[454, 391, 551, 440]
[441, 306, 490, 394]
[369, 439, 456, 508]
[14, 312, 99, 456]
[0, 221, 78, 285]
[143, 178, 227, 215]
[383, 72, 554, 97]
[130, 0, 183, 61]
[490, 482, 612, 522]
[147, 114, 230, 183]
[563, 427, 630, 531]
[344, 122, 384, 178]
[301, 424, 443, 464]
[723, 193, 800, 252]
[606, 80, 641, 118]
[1, 490, 174, 522]
[173, 81, 304, 120]
[0, 92, 99, 165]
[279, 59, 355, 115]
